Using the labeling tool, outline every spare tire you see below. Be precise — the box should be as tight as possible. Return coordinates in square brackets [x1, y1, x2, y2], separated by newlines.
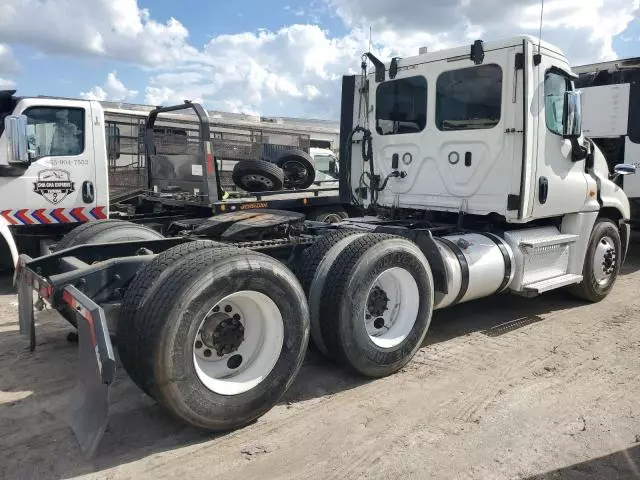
[276, 149, 316, 190]
[232, 160, 284, 192]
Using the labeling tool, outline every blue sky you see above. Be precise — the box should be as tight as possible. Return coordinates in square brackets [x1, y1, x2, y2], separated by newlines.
[0, 0, 638, 119]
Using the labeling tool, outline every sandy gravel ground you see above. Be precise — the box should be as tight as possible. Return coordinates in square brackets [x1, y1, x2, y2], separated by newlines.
[1, 249, 640, 479]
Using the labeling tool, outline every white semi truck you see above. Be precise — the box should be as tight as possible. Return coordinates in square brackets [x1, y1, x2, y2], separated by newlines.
[13, 35, 636, 455]
[0, 96, 350, 271]
[573, 57, 640, 221]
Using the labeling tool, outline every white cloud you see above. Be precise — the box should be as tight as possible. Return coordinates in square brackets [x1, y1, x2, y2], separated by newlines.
[81, 71, 138, 102]
[0, 0, 638, 119]
[141, 24, 367, 117]
[0, 78, 15, 89]
[328, 0, 639, 64]
[0, 0, 199, 67]
[0, 44, 20, 75]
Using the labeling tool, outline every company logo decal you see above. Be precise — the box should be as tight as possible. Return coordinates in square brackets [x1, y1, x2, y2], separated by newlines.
[33, 169, 76, 204]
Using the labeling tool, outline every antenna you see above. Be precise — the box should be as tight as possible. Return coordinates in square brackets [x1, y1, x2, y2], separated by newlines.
[538, 0, 544, 53]
[369, 25, 372, 53]
[534, 0, 544, 66]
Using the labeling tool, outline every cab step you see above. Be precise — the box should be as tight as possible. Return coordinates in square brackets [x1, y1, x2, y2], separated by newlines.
[521, 274, 583, 296]
[518, 234, 579, 253]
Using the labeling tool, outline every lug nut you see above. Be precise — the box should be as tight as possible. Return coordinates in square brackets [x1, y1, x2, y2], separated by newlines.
[204, 349, 212, 358]
[195, 340, 203, 349]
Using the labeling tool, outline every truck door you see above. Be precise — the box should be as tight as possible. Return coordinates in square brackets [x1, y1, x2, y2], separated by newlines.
[529, 61, 597, 218]
[4, 99, 99, 225]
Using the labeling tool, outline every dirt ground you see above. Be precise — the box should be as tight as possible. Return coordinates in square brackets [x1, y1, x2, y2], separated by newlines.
[2, 249, 640, 480]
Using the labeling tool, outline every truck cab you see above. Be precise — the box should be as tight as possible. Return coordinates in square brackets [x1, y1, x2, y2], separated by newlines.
[0, 93, 109, 263]
[341, 36, 632, 226]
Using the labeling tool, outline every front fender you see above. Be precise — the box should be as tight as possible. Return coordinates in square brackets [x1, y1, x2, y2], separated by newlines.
[0, 218, 19, 281]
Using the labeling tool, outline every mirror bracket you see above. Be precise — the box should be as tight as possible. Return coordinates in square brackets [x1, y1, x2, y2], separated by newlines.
[570, 138, 588, 162]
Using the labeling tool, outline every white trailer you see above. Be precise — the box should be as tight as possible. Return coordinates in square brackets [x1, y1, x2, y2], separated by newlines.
[12, 35, 636, 455]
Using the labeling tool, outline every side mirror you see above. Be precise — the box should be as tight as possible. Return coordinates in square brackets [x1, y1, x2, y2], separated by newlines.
[611, 163, 637, 181]
[4, 115, 30, 166]
[329, 159, 336, 176]
[562, 91, 582, 139]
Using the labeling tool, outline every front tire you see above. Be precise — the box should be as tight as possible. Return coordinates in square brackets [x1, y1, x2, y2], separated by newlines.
[568, 219, 621, 302]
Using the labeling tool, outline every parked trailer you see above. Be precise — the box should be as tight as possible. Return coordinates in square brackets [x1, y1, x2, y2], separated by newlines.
[0, 95, 351, 270]
[12, 35, 637, 455]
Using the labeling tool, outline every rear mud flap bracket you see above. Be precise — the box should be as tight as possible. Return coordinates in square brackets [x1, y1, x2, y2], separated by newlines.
[63, 285, 117, 457]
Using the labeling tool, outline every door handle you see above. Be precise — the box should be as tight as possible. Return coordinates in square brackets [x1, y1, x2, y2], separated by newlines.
[82, 181, 95, 203]
[538, 177, 548, 204]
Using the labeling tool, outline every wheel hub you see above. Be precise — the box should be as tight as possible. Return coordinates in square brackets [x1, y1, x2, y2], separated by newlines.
[200, 312, 245, 357]
[283, 160, 309, 186]
[367, 286, 389, 319]
[602, 246, 616, 275]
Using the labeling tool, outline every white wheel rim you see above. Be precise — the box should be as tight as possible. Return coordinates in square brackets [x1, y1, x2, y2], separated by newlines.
[193, 291, 284, 396]
[593, 235, 617, 285]
[363, 267, 419, 349]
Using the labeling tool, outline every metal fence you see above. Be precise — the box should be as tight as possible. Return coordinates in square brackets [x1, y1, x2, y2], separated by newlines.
[104, 110, 311, 200]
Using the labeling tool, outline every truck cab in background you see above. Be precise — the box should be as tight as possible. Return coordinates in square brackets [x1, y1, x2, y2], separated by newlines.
[0, 93, 109, 267]
[574, 58, 640, 222]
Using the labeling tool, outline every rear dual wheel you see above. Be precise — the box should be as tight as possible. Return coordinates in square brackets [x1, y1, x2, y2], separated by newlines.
[118, 243, 309, 431]
[298, 232, 434, 377]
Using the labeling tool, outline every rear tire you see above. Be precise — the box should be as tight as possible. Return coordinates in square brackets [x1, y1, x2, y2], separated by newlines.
[54, 220, 163, 251]
[293, 230, 368, 358]
[122, 247, 309, 431]
[568, 219, 621, 302]
[118, 240, 229, 394]
[314, 234, 434, 378]
[309, 207, 348, 224]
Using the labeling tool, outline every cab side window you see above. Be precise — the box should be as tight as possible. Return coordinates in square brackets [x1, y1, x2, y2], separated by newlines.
[24, 107, 85, 159]
[544, 72, 570, 136]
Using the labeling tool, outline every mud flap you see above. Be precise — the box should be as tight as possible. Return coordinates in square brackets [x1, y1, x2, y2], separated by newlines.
[16, 255, 36, 351]
[63, 285, 116, 457]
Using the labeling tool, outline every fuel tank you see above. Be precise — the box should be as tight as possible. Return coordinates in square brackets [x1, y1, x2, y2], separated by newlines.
[433, 233, 515, 310]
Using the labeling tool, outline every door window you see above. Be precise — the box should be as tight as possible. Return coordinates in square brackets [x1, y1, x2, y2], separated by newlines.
[376, 76, 428, 135]
[436, 64, 502, 131]
[24, 107, 85, 159]
[544, 72, 570, 136]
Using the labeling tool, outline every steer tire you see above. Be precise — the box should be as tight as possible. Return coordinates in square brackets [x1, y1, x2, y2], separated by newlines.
[232, 160, 284, 192]
[293, 230, 368, 358]
[118, 240, 228, 395]
[124, 247, 309, 431]
[276, 149, 316, 190]
[54, 219, 163, 251]
[317, 234, 434, 378]
[567, 219, 622, 302]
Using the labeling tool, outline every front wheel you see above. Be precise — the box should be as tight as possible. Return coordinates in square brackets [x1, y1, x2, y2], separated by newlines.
[568, 219, 622, 302]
